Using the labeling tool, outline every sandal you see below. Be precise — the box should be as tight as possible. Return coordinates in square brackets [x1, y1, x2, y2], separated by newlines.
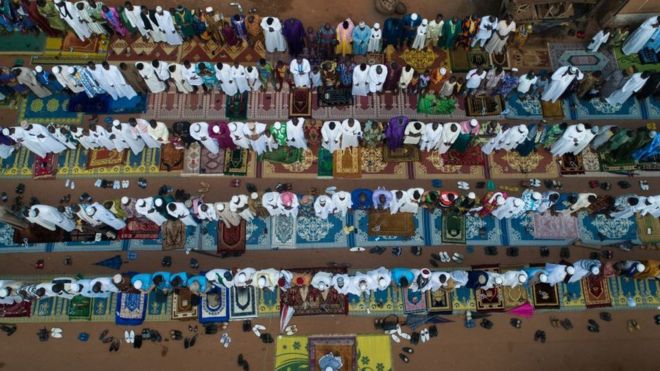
[402, 347, 414, 354]
[99, 329, 109, 341]
[560, 319, 573, 330]
[550, 317, 559, 328]
[511, 318, 522, 329]
[399, 353, 410, 363]
[599, 312, 612, 322]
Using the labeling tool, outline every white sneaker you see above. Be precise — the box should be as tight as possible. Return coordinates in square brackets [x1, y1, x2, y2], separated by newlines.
[442, 252, 449, 262]
[122, 180, 130, 189]
[51, 327, 62, 334]
[254, 324, 266, 331]
[114, 180, 120, 189]
[70, 181, 75, 190]
[129, 330, 135, 343]
[94, 179, 102, 187]
[399, 332, 411, 340]
[64, 179, 70, 188]
[252, 326, 261, 337]
[390, 333, 400, 343]
[349, 247, 365, 252]
[124, 330, 130, 342]
[51, 332, 62, 339]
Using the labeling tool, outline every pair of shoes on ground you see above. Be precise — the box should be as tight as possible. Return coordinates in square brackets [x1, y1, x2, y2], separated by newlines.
[124, 330, 136, 343]
[64, 179, 75, 190]
[457, 181, 470, 190]
[51, 327, 63, 339]
[399, 347, 414, 363]
[284, 325, 298, 336]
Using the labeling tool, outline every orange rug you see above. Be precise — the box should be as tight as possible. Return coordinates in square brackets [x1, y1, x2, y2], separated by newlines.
[367, 210, 414, 237]
[333, 148, 361, 178]
[582, 275, 612, 308]
[488, 149, 559, 179]
[541, 100, 565, 119]
[360, 147, 408, 179]
[86, 149, 128, 169]
[413, 150, 485, 179]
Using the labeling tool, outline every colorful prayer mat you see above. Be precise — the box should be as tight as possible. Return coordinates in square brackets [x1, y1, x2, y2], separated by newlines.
[414, 150, 485, 179]
[442, 146, 485, 165]
[367, 210, 415, 237]
[403, 287, 427, 314]
[115, 293, 147, 325]
[19, 93, 83, 125]
[507, 46, 551, 70]
[230, 286, 257, 318]
[289, 88, 312, 117]
[271, 215, 296, 248]
[355, 335, 392, 371]
[198, 288, 230, 324]
[0, 301, 32, 318]
[225, 92, 249, 121]
[262, 148, 318, 179]
[582, 275, 612, 308]
[223, 148, 249, 176]
[262, 146, 304, 164]
[426, 289, 453, 314]
[352, 53, 385, 65]
[172, 288, 198, 320]
[32, 153, 58, 180]
[295, 208, 348, 249]
[541, 99, 565, 119]
[532, 213, 579, 240]
[348, 286, 403, 315]
[360, 146, 408, 179]
[248, 91, 289, 120]
[67, 93, 147, 114]
[558, 281, 586, 310]
[199, 147, 225, 175]
[450, 48, 492, 72]
[218, 220, 246, 256]
[181, 142, 201, 175]
[178, 39, 266, 64]
[68, 295, 92, 320]
[503, 285, 529, 309]
[317, 147, 333, 177]
[246, 217, 272, 250]
[275, 336, 309, 371]
[397, 48, 445, 72]
[636, 214, 660, 244]
[473, 266, 505, 312]
[117, 218, 160, 240]
[280, 268, 349, 316]
[159, 143, 184, 171]
[86, 148, 128, 169]
[257, 287, 280, 316]
[548, 43, 618, 76]
[577, 212, 639, 245]
[532, 281, 559, 309]
[466, 95, 503, 116]
[382, 144, 420, 162]
[491, 50, 511, 69]
[504, 93, 544, 119]
[106, 34, 179, 62]
[559, 153, 585, 175]
[568, 96, 644, 120]
[333, 148, 361, 178]
[31, 33, 108, 64]
[308, 336, 357, 371]
[441, 212, 466, 244]
[488, 149, 559, 179]
[0, 32, 46, 54]
[613, 48, 660, 73]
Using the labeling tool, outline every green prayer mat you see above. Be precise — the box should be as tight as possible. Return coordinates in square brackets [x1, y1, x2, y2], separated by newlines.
[613, 48, 660, 73]
[0, 32, 47, 54]
[225, 92, 248, 121]
[68, 295, 92, 320]
[441, 212, 466, 244]
[317, 148, 333, 177]
[224, 149, 249, 176]
[262, 146, 303, 164]
[418, 95, 456, 114]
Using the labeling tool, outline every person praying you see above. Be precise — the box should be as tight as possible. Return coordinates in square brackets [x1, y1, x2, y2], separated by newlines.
[340, 119, 362, 149]
[485, 15, 515, 54]
[622, 16, 659, 55]
[412, 18, 428, 50]
[542, 66, 584, 103]
[605, 72, 649, 105]
[314, 195, 335, 220]
[261, 16, 287, 53]
[289, 56, 311, 88]
[367, 22, 382, 53]
[190, 122, 219, 154]
[472, 15, 498, 48]
[352, 21, 371, 55]
[86, 202, 126, 230]
[286, 117, 307, 149]
[367, 64, 388, 94]
[588, 27, 611, 52]
[352, 63, 370, 96]
[321, 121, 342, 153]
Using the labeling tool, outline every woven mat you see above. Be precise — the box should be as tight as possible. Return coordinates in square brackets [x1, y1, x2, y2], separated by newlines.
[86, 149, 128, 170]
[280, 268, 349, 316]
[159, 143, 184, 172]
[532, 282, 560, 309]
[367, 210, 414, 237]
[172, 288, 198, 320]
[488, 149, 559, 179]
[218, 220, 246, 255]
[582, 275, 612, 308]
[637, 214, 660, 244]
[333, 148, 361, 178]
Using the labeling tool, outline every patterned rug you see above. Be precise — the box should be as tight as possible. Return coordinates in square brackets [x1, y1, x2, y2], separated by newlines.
[382, 144, 420, 162]
[199, 147, 225, 175]
[532, 214, 579, 240]
[31, 33, 108, 64]
[312, 92, 432, 120]
[67, 93, 147, 115]
[226, 92, 249, 121]
[144, 90, 226, 120]
[403, 287, 427, 314]
[441, 146, 485, 166]
[367, 210, 415, 237]
[308, 336, 357, 371]
[179, 39, 266, 64]
[548, 43, 618, 76]
[360, 147, 408, 179]
[117, 218, 160, 240]
[295, 210, 347, 248]
[32, 153, 58, 179]
[503, 284, 529, 309]
[333, 148, 361, 178]
[488, 149, 559, 179]
[19, 93, 83, 125]
[58, 147, 161, 177]
[466, 95, 503, 116]
[0, 147, 33, 179]
[613, 48, 660, 73]
[577, 213, 639, 245]
[317, 147, 333, 177]
[504, 93, 544, 119]
[352, 53, 386, 65]
[289, 88, 312, 117]
[0, 32, 46, 54]
[541, 99, 565, 119]
[355, 210, 425, 247]
[505, 213, 575, 246]
[223, 149, 250, 176]
[280, 268, 349, 316]
[159, 143, 184, 172]
[106, 34, 179, 62]
[248, 92, 290, 120]
[532, 281, 560, 309]
[582, 275, 612, 308]
[441, 212, 466, 244]
[396, 48, 449, 72]
[636, 214, 660, 244]
[348, 286, 403, 315]
[567, 96, 644, 120]
[262, 148, 318, 179]
[473, 266, 505, 312]
[86, 149, 128, 170]
[507, 45, 551, 70]
[182, 142, 201, 175]
[450, 47, 492, 72]
[642, 97, 660, 120]
[426, 289, 453, 313]
[115, 293, 147, 325]
[559, 153, 585, 175]
[0, 301, 32, 318]
[275, 336, 309, 371]
[218, 220, 246, 255]
[414, 150, 485, 179]
[198, 287, 230, 324]
[68, 295, 92, 320]
[230, 286, 257, 319]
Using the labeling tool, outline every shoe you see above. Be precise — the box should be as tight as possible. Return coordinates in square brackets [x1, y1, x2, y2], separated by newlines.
[392, 247, 402, 256]
[65, 179, 70, 188]
[242, 320, 252, 332]
[431, 253, 443, 261]
[129, 330, 135, 344]
[560, 319, 573, 330]
[540, 247, 550, 257]
[189, 334, 197, 347]
[184, 337, 191, 349]
[534, 330, 544, 342]
[510, 318, 522, 329]
[617, 180, 631, 189]
[411, 246, 422, 256]
[560, 247, 570, 259]
[252, 326, 261, 337]
[587, 325, 599, 333]
[588, 319, 599, 328]
[99, 329, 109, 341]
[480, 319, 493, 329]
[399, 353, 410, 363]
[410, 332, 420, 345]
[428, 325, 438, 338]
[429, 259, 439, 267]
[402, 347, 414, 354]
[599, 312, 612, 322]
[94, 179, 102, 187]
[390, 333, 400, 342]
[260, 333, 273, 343]
[451, 252, 464, 263]
[349, 247, 365, 252]
[238, 354, 246, 366]
[70, 181, 75, 190]
[369, 246, 386, 255]
[550, 317, 559, 328]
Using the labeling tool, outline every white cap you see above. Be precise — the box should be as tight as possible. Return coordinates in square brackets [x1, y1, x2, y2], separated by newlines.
[513, 199, 523, 207]
[205, 6, 213, 12]
[35, 66, 43, 73]
[52, 66, 61, 73]
[273, 122, 281, 129]
[113, 274, 122, 284]
[636, 263, 645, 272]
[511, 67, 519, 72]
[518, 274, 527, 283]
[496, 196, 505, 206]
[421, 268, 431, 278]
[156, 6, 163, 12]
[250, 192, 259, 200]
[411, 13, 418, 20]
[577, 123, 585, 131]
[422, 19, 428, 25]
[359, 281, 367, 290]
[539, 273, 548, 283]
[257, 276, 266, 288]
[374, 23, 380, 29]
[532, 192, 542, 200]
[470, 119, 478, 127]
[236, 273, 246, 283]
[67, 66, 75, 74]
[378, 277, 387, 288]
[212, 125, 220, 134]
[154, 198, 163, 207]
[440, 67, 447, 75]
[121, 196, 129, 205]
[112, 119, 120, 126]
[133, 280, 143, 290]
[590, 266, 600, 275]
[358, 21, 366, 27]
[566, 266, 575, 275]
[0, 288, 7, 297]
[318, 282, 327, 290]
[67, 283, 80, 293]
[205, 271, 215, 282]
[494, 276, 503, 285]
[468, 192, 476, 199]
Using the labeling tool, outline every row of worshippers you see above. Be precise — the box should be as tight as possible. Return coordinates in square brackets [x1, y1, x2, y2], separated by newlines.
[0, 118, 168, 159]
[3, 258, 657, 305]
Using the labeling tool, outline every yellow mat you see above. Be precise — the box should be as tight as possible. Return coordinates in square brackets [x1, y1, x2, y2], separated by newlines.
[275, 336, 309, 371]
[637, 214, 660, 244]
[356, 335, 392, 371]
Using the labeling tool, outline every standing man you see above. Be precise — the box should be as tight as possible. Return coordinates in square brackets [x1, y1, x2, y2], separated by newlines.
[289, 56, 311, 88]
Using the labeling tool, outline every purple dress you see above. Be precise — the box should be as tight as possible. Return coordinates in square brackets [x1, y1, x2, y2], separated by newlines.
[385, 116, 408, 150]
[102, 7, 129, 37]
[283, 18, 306, 56]
[231, 14, 247, 39]
[209, 121, 236, 150]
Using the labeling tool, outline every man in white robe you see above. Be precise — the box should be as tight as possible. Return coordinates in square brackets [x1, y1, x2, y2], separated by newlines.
[3, 127, 45, 157]
[587, 28, 610, 52]
[88, 277, 119, 298]
[569, 259, 601, 283]
[50, 126, 76, 150]
[228, 122, 250, 149]
[28, 205, 75, 232]
[245, 66, 261, 92]
[110, 124, 131, 151]
[403, 121, 424, 146]
[464, 67, 487, 95]
[115, 120, 145, 155]
[347, 272, 374, 298]
[147, 120, 169, 145]
[278, 192, 299, 218]
[321, 121, 342, 153]
[314, 195, 335, 220]
[368, 64, 388, 93]
[394, 188, 424, 214]
[437, 122, 461, 154]
[501, 270, 528, 288]
[340, 119, 362, 149]
[136, 62, 166, 93]
[196, 203, 219, 222]
[75, 1, 105, 35]
[183, 61, 203, 90]
[472, 16, 498, 48]
[367, 267, 391, 291]
[622, 16, 659, 55]
[52, 66, 85, 94]
[215, 202, 242, 227]
[485, 17, 516, 54]
[429, 271, 451, 292]
[262, 192, 283, 216]
[398, 65, 414, 90]
[135, 197, 167, 226]
[564, 192, 596, 215]
[286, 118, 307, 149]
[26, 123, 67, 154]
[168, 63, 194, 94]
[87, 63, 118, 99]
[243, 122, 267, 155]
[420, 122, 442, 151]
[517, 71, 538, 98]
[166, 202, 197, 226]
[498, 124, 528, 152]
[122, 2, 149, 38]
[606, 72, 649, 105]
[551, 123, 589, 157]
[230, 195, 255, 222]
[411, 19, 428, 50]
[234, 268, 256, 288]
[610, 195, 644, 219]
[72, 127, 97, 150]
[13, 67, 50, 98]
[367, 23, 382, 53]
[54, 0, 91, 41]
[289, 57, 311, 88]
[93, 125, 116, 151]
[260, 16, 287, 53]
[190, 122, 219, 154]
[102, 62, 137, 99]
[544, 263, 574, 286]
[331, 191, 352, 217]
[310, 272, 333, 292]
[154, 6, 183, 45]
[206, 269, 234, 288]
[352, 64, 370, 96]
[481, 271, 504, 290]
[253, 269, 280, 290]
[231, 63, 249, 93]
[215, 62, 238, 96]
[86, 202, 126, 230]
[542, 66, 584, 103]
[130, 118, 160, 149]
[492, 197, 525, 220]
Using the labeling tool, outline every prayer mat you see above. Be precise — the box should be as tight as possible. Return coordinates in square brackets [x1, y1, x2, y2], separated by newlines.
[532, 282, 560, 309]
[0, 32, 46, 54]
[162, 219, 186, 250]
[559, 153, 585, 175]
[172, 288, 198, 320]
[599, 154, 636, 173]
[636, 214, 660, 244]
[426, 289, 453, 314]
[548, 43, 618, 76]
[31, 33, 108, 64]
[507, 46, 551, 70]
[541, 99, 565, 119]
[230, 286, 257, 319]
[19, 93, 83, 125]
[317, 87, 353, 107]
[348, 286, 403, 315]
[258, 287, 280, 315]
[414, 150, 485, 179]
[280, 268, 349, 316]
[178, 39, 266, 64]
[503, 285, 529, 309]
[333, 148, 361, 178]
[199, 288, 230, 324]
[199, 147, 225, 175]
[275, 336, 309, 371]
[86, 148, 128, 170]
[450, 48, 492, 72]
[473, 266, 505, 312]
[355, 335, 392, 371]
[296, 212, 348, 248]
[225, 92, 249, 121]
[466, 95, 503, 116]
[398, 48, 441, 72]
[441, 212, 466, 244]
[262, 148, 318, 179]
[308, 336, 357, 371]
[248, 91, 289, 120]
[488, 149, 559, 179]
[14, 222, 64, 244]
[352, 53, 385, 65]
[246, 217, 271, 250]
[317, 147, 333, 177]
[403, 287, 427, 314]
[532, 213, 579, 240]
[441, 146, 485, 165]
[582, 275, 612, 308]
[182, 142, 201, 175]
[491, 50, 511, 69]
[272, 215, 296, 248]
[223, 148, 249, 176]
[106, 34, 180, 62]
[91, 296, 114, 319]
[504, 93, 544, 119]
[218, 220, 246, 256]
[360, 146, 408, 179]
[68, 295, 92, 320]
[0, 301, 31, 318]
[117, 218, 160, 240]
[32, 153, 58, 180]
[289, 88, 312, 117]
[577, 213, 638, 245]
[382, 145, 420, 162]
[559, 281, 585, 310]
[642, 97, 660, 120]
[147, 291, 169, 317]
[367, 210, 414, 237]
[572, 96, 644, 120]
[159, 143, 184, 171]
[580, 147, 601, 172]
[613, 48, 659, 73]
[67, 93, 146, 114]
[115, 293, 147, 325]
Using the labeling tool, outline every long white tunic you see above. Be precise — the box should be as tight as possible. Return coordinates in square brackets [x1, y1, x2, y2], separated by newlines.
[484, 20, 516, 54]
[517, 75, 538, 94]
[123, 6, 149, 37]
[474, 16, 498, 47]
[55, 0, 91, 41]
[368, 64, 388, 93]
[120, 123, 145, 155]
[606, 73, 648, 105]
[231, 65, 249, 93]
[321, 121, 342, 153]
[331, 191, 352, 217]
[228, 122, 250, 149]
[367, 26, 382, 52]
[137, 63, 166, 93]
[622, 16, 659, 55]
[88, 66, 118, 99]
[587, 30, 610, 52]
[420, 123, 442, 151]
[340, 119, 362, 149]
[289, 59, 311, 88]
[216, 65, 238, 96]
[52, 127, 77, 150]
[260, 17, 287, 53]
[71, 128, 96, 150]
[542, 66, 583, 103]
[184, 65, 204, 87]
[29, 205, 75, 232]
[75, 1, 106, 35]
[243, 123, 268, 155]
[27, 124, 67, 154]
[399, 67, 414, 89]
[245, 67, 262, 92]
[499, 125, 528, 151]
[492, 197, 525, 220]
[135, 197, 167, 226]
[105, 65, 137, 99]
[262, 192, 283, 216]
[169, 63, 194, 94]
[53, 66, 85, 93]
[167, 202, 196, 226]
[94, 126, 116, 150]
[465, 69, 486, 89]
[155, 10, 183, 45]
[286, 118, 307, 149]
[314, 196, 335, 220]
[86, 202, 126, 230]
[190, 122, 219, 154]
[438, 122, 461, 153]
[352, 65, 370, 96]
[404, 121, 424, 145]
[412, 20, 428, 50]
[551, 124, 588, 156]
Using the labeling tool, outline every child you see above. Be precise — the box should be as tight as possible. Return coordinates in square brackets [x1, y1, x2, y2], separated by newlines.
[274, 60, 289, 92]
[256, 58, 274, 91]
[418, 69, 431, 95]
[310, 66, 322, 88]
